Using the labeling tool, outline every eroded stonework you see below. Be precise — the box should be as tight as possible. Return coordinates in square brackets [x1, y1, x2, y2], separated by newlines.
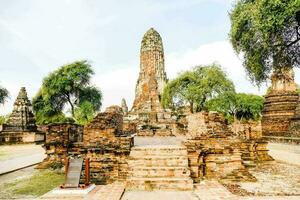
[262, 69, 299, 143]
[184, 112, 273, 183]
[131, 28, 167, 113]
[288, 100, 300, 144]
[0, 87, 44, 143]
[124, 28, 181, 136]
[40, 106, 133, 184]
[40, 28, 275, 189]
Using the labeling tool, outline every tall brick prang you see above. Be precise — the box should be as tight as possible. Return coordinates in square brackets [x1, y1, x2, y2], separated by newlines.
[132, 28, 167, 113]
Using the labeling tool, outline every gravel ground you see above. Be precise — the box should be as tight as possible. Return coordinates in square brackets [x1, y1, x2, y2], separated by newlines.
[268, 143, 300, 165]
[227, 162, 300, 196]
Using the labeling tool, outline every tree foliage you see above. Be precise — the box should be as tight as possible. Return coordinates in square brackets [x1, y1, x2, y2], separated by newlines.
[230, 0, 300, 85]
[32, 60, 102, 125]
[74, 101, 96, 125]
[0, 85, 9, 105]
[162, 64, 235, 113]
[0, 115, 7, 125]
[206, 92, 264, 122]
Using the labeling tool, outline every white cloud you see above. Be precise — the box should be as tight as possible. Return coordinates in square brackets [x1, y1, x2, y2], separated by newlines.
[165, 41, 268, 94]
[93, 65, 139, 111]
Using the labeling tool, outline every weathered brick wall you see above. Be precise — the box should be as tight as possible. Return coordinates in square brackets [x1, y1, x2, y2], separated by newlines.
[184, 137, 244, 182]
[184, 112, 273, 183]
[83, 106, 133, 184]
[0, 131, 44, 144]
[39, 107, 133, 184]
[186, 111, 232, 139]
[262, 92, 298, 139]
[230, 120, 262, 140]
[40, 123, 83, 166]
[83, 112, 123, 146]
[287, 104, 300, 144]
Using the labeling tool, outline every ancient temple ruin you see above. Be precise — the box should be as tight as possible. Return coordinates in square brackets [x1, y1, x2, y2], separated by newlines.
[0, 87, 44, 143]
[262, 69, 300, 143]
[40, 28, 274, 191]
[131, 28, 167, 113]
[124, 28, 180, 136]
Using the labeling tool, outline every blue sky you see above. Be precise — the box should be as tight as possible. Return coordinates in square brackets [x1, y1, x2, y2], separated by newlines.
[0, 0, 287, 115]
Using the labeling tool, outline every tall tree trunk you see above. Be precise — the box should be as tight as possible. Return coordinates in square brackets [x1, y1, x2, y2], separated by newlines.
[190, 102, 194, 113]
[66, 94, 75, 117]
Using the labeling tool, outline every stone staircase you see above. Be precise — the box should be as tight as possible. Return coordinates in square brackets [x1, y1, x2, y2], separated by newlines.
[127, 145, 194, 190]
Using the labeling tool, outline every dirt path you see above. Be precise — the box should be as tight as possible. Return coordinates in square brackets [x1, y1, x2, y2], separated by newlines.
[267, 143, 300, 165]
[0, 144, 46, 174]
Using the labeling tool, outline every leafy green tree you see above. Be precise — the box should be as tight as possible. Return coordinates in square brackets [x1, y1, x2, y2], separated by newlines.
[0, 115, 7, 125]
[206, 92, 264, 122]
[230, 0, 300, 85]
[162, 64, 235, 113]
[74, 101, 96, 125]
[0, 85, 9, 105]
[33, 60, 102, 124]
[33, 91, 74, 124]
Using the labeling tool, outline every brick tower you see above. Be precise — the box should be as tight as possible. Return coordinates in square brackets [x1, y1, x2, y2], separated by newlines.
[131, 28, 167, 113]
[262, 68, 299, 142]
[123, 28, 176, 136]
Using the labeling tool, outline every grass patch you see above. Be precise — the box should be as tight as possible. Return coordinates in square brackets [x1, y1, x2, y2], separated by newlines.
[0, 169, 64, 198]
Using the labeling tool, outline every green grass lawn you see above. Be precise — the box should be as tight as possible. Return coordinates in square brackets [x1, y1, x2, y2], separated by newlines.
[0, 169, 64, 198]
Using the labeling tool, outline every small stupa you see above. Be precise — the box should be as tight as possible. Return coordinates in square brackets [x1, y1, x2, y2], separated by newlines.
[0, 87, 44, 143]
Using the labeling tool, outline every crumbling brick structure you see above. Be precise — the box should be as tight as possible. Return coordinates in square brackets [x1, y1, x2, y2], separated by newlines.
[262, 69, 299, 143]
[184, 112, 273, 183]
[38, 123, 83, 168]
[124, 28, 183, 137]
[41, 106, 133, 184]
[83, 106, 133, 184]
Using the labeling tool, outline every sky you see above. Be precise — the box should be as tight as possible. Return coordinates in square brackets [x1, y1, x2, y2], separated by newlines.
[0, 0, 297, 115]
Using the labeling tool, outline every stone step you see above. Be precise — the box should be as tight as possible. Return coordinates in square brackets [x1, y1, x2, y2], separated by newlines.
[130, 145, 188, 157]
[127, 177, 194, 191]
[128, 166, 191, 178]
[128, 155, 188, 167]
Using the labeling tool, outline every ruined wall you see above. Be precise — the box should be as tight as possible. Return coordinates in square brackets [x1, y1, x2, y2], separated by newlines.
[83, 106, 133, 184]
[184, 112, 273, 183]
[230, 121, 262, 140]
[40, 107, 133, 184]
[39, 123, 83, 167]
[186, 111, 232, 139]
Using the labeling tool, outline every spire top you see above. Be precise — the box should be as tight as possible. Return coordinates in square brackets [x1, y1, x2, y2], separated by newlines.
[141, 27, 163, 52]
